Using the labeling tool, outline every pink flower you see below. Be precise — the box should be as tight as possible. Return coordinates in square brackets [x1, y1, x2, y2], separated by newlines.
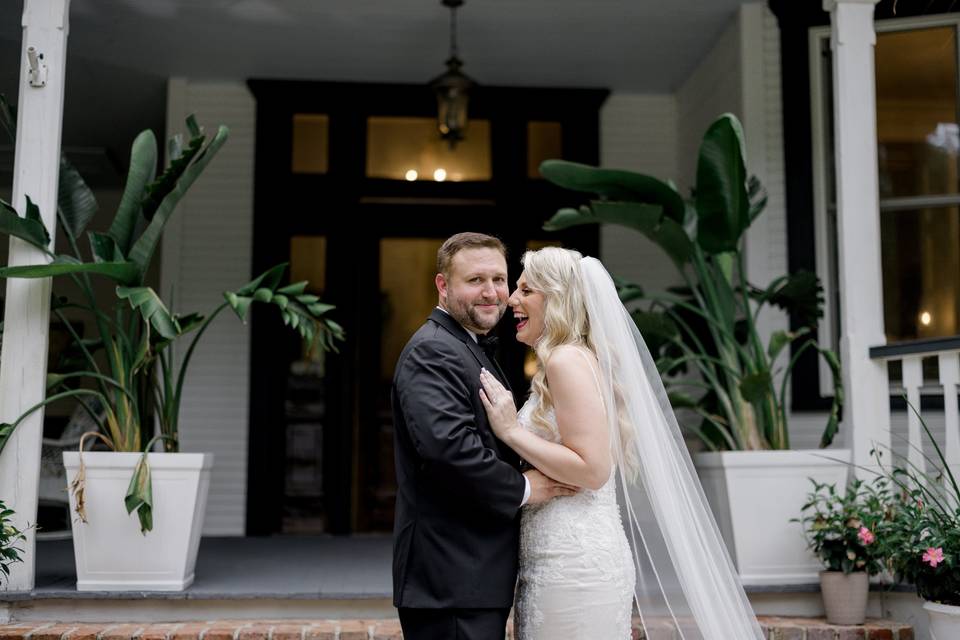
[923, 547, 945, 568]
[857, 526, 875, 545]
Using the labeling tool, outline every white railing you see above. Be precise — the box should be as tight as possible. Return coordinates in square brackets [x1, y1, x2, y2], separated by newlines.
[869, 337, 960, 477]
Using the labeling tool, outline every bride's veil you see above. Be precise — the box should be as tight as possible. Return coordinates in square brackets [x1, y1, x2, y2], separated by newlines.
[579, 256, 764, 640]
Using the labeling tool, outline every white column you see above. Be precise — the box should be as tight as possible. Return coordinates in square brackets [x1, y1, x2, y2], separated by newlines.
[824, 0, 890, 475]
[0, 0, 70, 591]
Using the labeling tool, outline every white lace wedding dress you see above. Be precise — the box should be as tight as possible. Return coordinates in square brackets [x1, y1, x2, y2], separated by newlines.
[513, 394, 636, 640]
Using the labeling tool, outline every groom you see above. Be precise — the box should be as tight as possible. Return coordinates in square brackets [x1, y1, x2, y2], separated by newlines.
[392, 232, 574, 639]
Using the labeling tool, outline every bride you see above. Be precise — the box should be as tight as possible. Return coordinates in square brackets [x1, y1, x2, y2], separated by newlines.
[478, 247, 764, 640]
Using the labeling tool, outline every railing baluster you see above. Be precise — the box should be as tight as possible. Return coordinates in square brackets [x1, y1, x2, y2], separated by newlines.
[938, 352, 960, 474]
[901, 356, 925, 476]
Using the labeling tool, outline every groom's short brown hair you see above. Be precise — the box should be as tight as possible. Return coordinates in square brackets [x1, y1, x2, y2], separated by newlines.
[437, 232, 507, 277]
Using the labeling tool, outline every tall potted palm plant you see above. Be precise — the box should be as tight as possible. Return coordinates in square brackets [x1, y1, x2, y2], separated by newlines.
[539, 113, 850, 585]
[0, 100, 343, 590]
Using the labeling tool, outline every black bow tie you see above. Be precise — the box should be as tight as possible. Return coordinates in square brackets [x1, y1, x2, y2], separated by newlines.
[477, 333, 499, 358]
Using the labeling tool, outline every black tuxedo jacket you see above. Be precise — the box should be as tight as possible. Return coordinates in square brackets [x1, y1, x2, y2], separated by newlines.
[391, 308, 526, 609]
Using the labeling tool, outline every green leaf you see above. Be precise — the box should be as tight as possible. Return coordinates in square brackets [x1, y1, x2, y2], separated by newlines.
[127, 123, 229, 273]
[109, 130, 158, 255]
[277, 281, 308, 296]
[124, 453, 153, 534]
[667, 391, 700, 409]
[0, 423, 14, 457]
[58, 156, 99, 240]
[539, 159, 686, 222]
[613, 277, 644, 304]
[116, 286, 180, 340]
[631, 309, 679, 342]
[739, 370, 773, 403]
[695, 113, 750, 254]
[542, 206, 595, 231]
[140, 130, 204, 223]
[819, 348, 844, 448]
[0, 258, 140, 285]
[0, 256, 140, 285]
[757, 270, 824, 329]
[186, 114, 202, 138]
[545, 200, 694, 268]
[768, 330, 790, 362]
[225, 292, 254, 321]
[0, 197, 51, 248]
[768, 327, 812, 363]
[651, 217, 696, 268]
[88, 231, 123, 264]
[235, 263, 288, 296]
[306, 302, 335, 316]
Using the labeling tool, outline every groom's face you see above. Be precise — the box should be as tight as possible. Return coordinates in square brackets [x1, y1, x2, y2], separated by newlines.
[437, 247, 509, 334]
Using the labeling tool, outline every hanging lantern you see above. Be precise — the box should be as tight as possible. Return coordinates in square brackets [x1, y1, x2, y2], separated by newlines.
[430, 0, 475, 149]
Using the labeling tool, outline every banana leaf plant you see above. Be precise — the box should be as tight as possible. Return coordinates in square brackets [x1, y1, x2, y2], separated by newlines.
[541, 112, 841, 451]
[0, 97, 344, 531]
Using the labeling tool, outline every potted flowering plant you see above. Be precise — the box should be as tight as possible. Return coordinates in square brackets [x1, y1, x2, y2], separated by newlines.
[794, 478, 890, 624]
[870, 407, 960, 638]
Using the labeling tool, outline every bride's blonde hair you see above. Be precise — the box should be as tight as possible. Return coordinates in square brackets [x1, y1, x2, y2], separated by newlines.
[523, 247, 590, 436]
[523, 247, 638, 476]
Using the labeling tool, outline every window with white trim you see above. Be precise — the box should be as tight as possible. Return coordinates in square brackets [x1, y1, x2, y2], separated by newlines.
[810, 15, 960, 393]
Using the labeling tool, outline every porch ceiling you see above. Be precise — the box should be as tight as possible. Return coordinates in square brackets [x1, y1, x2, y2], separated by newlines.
[0, 0, 750, 177]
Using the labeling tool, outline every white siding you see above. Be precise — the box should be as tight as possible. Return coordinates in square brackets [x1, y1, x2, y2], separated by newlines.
[599, 94, 681, 294]
[162, 79, 255, 535]
[676, 15, 743, 193]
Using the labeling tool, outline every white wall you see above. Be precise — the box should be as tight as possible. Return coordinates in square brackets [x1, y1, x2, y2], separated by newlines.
[676, 15, 742, 193]
[599, 94, 682, 294]
[162, 79, 255, 536]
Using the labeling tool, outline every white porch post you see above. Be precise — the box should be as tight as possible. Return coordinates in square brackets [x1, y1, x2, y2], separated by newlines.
[824, 0, 890, 476]
[0, 0, 70, 591]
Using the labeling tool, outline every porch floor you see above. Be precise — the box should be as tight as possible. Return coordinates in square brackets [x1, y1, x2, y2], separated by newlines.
[0, 537, 918, 637]
[25, 536, 394, 600]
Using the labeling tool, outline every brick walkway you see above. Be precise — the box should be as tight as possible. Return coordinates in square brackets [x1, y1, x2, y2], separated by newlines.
[0, 617, 914, 640]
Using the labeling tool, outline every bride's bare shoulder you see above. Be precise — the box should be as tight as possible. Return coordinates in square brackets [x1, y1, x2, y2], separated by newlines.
[545, 344, 599, 380]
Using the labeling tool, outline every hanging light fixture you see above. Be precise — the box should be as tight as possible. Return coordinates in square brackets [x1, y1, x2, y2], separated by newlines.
[430, 0, 475, 149]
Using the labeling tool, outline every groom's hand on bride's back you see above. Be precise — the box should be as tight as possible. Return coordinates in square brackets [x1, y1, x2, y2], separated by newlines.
[524, 469, 579, 505]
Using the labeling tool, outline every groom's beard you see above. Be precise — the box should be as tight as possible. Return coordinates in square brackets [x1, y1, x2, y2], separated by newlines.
[445, 293, 506, 334]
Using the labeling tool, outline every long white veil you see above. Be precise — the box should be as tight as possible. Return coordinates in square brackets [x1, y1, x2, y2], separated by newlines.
[579, 256, 763, 640]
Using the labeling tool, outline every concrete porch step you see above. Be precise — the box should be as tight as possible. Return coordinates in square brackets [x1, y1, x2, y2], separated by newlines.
[0, 617, 914, 640]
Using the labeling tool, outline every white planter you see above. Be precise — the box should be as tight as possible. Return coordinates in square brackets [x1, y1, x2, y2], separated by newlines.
[693, 449, 851, 586]
[925, 601, 960, 640]
[63, 451, 213, 591]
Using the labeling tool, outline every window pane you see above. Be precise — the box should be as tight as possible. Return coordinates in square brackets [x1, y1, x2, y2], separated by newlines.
[291, 114, 329, 175]
[527, 121, 563, 179]
[371, 237, 445, 530]
[876, 26, 959, 198]
[881, 206, 960, 341]
[366, 117, 491, 182]
[290, 236, 327, 292]
[283, 235, 328, 533]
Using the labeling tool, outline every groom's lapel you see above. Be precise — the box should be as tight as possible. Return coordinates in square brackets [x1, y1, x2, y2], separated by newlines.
[430, 309, 511, 391]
